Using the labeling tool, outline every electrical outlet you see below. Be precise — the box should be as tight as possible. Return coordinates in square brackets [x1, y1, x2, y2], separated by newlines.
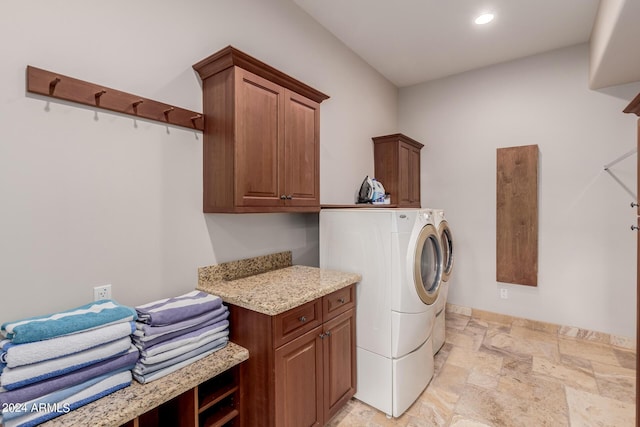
[500, 288, 508, 299]
[93, 284, 112, 301]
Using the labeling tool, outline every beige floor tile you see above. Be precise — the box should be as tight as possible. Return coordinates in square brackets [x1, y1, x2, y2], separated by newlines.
[446, 346, 503, 377]
[482, 329, 560, 362]
[612, 347, 636, 370]
[532, 356, 599, 392]
[558, 337, 620, 366]
[332, 310, 635, 427]
[591, 360, 636, 403]
[448, 415, 493, 427]
[565, 386, 634, 427]
[446, 312, 471, 331]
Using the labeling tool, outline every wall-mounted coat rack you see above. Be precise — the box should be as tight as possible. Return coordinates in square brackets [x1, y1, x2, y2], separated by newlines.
[26, 66, 204, 131]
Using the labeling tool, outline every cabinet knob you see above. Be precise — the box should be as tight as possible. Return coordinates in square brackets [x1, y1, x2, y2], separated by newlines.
[280, 195, 287, 200]
[632, 225, 639, 231]
[286, 195, 293, 200]
[299, 316, 307, 323]
[338, 298, 345, 304]
[325, 331, 331, 337]
[632, 202, 639, 208]
[319, 333, 326, 339]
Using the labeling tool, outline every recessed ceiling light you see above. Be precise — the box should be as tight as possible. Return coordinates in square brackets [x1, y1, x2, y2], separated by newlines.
[474, 13, 494, 25]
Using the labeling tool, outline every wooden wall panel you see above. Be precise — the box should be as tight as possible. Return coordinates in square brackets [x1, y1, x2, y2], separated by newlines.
[496, 145, 539, 286]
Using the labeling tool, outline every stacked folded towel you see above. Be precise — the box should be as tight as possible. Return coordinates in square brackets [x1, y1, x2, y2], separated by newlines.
[0, 300, 138, 427]
[132, 290, 229, 384]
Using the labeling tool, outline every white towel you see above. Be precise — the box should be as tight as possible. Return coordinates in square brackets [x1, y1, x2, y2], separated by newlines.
[1, 321, 135, 368]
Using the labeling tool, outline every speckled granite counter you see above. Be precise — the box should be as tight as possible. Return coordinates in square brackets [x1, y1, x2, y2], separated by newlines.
[198, 262, 361, 316]
[39, 342, 248, 427]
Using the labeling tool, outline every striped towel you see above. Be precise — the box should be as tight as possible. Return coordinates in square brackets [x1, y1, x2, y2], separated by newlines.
[1, 370, 132, 427]
[0, 346, 138, 406]
[133, 304, 228, 341]
[133, 340, 227, 384]
[1, 300, 137, 344]
[135, 291, 222, 326]
[138, 321, 229, 361]
[0, 337, 132, 391]
[1, 321, 135, 368]
[133, 308, 228, 350]
[133, 337, 228, 376]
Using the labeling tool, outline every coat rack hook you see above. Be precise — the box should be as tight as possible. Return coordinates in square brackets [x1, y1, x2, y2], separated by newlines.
[163, 107, 175, 119]
[132, 100, 144, 108]
[49, 77, 60, 95]
[190, 114, 202, 126]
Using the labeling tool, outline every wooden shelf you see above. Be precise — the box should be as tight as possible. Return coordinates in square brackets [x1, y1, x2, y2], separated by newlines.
[198, 384, 238, 414]
[200, 407, 238, 427]
[26, 65, 204, 131]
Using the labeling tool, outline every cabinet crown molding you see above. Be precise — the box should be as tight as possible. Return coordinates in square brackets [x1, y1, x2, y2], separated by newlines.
[193, 45, 330, 104]
[372, 133, 424, 149]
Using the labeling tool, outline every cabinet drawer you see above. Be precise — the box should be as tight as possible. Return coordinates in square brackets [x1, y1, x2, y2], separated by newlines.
[323, 284, 355, 321]
[274, 299, 322, 348]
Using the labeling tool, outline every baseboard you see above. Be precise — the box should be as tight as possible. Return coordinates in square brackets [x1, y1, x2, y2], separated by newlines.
[445, 303, 635, 351]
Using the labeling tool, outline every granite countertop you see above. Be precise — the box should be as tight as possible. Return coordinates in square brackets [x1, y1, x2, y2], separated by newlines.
[198, 263, 361, 316]
[39, 342, 248, 427]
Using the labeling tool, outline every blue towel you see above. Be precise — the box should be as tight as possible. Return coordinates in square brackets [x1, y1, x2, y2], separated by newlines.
[1, 300, 137, 344]
[2, 370, 131, 427]
[0, 346, 138, 406]
[135, 291, 222, 326]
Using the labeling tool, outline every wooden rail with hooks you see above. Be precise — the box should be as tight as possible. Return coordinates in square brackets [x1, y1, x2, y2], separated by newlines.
[26, 66, 204, 131]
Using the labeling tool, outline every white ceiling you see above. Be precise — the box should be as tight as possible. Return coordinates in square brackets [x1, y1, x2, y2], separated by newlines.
[294, 0, 640, 89]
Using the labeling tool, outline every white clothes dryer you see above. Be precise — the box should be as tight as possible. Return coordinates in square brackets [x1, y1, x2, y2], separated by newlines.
[319, 208, 443, 418]
[430, 209, 454, 355]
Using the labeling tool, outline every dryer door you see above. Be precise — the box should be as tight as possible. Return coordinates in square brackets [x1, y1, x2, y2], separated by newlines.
[439, 220, 454, 282]
[413, 224, 443, 305]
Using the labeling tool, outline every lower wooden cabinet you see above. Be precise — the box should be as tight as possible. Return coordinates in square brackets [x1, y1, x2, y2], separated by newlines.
[230, 285, 357, 427]
[120, 366, 241, 427]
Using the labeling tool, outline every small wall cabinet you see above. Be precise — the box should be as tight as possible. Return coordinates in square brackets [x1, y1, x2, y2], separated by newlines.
[373, 133, 424, 207]
[193, 46, 329, 213]
[229, 284, 356, 427]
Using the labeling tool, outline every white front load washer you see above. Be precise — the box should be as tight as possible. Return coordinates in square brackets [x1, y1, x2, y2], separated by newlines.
[431, 209, 454, 355]
[319, 208, 443, 418]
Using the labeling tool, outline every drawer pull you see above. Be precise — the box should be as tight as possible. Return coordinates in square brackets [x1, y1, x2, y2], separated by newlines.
[299, 316, 307, 323]
[338, 298, 345, 304]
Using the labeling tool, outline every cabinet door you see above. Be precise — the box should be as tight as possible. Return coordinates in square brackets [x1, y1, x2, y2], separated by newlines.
[322, 309, 356, 423]
[275, 326, 323, 427]
[408, 146, 421, 206]
[235, 68, 285, 207]
[283, 89, 320, 207]
[398, 142, 412, 206]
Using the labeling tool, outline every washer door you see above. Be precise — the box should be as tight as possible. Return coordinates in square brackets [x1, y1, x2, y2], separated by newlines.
[439, 220, 454, 282]
[413, 224, 443, 305]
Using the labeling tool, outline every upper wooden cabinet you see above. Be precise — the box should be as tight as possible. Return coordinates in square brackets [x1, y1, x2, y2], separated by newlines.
[193, 46, 329, 213]
[373, 133, 424, 208]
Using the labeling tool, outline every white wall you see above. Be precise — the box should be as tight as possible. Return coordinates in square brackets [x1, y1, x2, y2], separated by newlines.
[399, 44, 640, 338]
[0, 0, 397, 322]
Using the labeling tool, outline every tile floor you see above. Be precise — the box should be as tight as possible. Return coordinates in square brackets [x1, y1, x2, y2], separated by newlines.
[327, 310, 636, 426]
